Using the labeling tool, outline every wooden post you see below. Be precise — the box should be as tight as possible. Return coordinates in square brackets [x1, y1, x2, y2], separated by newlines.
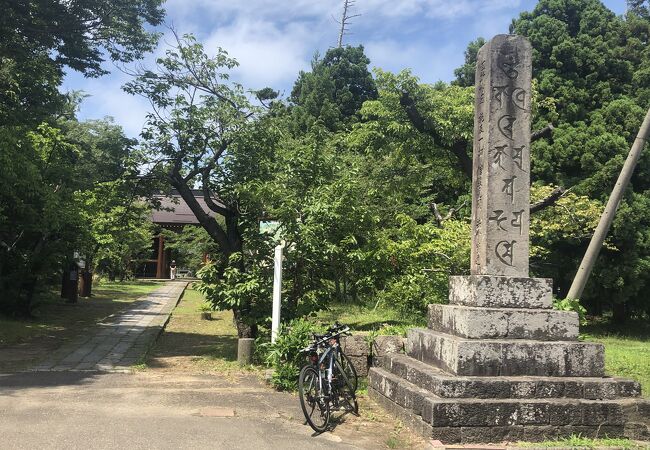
[155, 235, 164, 279]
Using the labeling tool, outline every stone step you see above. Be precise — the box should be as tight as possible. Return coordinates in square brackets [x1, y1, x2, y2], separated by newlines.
[449, 275, 552, 309]
[377, 353, 641, 400]
[368, 367, 650, 443]
[427, 304, 579, 341]
[407, 328, 605, 377]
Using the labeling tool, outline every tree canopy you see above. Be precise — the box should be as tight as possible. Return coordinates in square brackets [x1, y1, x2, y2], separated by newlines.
[0, 0, 163, 315]
[2, 0, 648, 329]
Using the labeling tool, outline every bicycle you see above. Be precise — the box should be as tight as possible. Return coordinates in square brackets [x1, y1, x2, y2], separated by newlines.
[298, 322, 359, 433]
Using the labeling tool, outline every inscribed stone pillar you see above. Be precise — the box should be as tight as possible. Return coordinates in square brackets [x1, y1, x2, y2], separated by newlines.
[470, 35, 532, 277]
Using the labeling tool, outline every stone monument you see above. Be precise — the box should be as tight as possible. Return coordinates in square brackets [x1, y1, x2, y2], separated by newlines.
[369, 35, 650, 444]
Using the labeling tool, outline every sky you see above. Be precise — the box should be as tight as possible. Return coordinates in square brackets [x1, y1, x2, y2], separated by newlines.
[62, 0, 628, 139]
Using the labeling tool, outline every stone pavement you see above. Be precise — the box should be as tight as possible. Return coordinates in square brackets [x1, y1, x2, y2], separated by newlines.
[0, 371, 379, 450]
[31, 281, 187, 372]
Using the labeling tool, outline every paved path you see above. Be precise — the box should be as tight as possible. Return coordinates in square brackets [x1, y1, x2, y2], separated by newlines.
[32, 281, 187, 372]
[0, 371, 398, 450]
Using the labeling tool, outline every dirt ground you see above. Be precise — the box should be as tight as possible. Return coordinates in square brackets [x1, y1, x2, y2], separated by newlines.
[142, 287, 428, 449]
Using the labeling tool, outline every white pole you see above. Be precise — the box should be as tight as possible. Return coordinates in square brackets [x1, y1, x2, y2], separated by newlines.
[271, 241, 285, 343]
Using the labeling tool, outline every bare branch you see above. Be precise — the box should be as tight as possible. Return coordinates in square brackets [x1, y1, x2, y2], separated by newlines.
[431, 202, 444, 224]
[431, 200, 468, 225]
[337, 0, 361, 47]
[531, 123, 554, 142]
[201, 167, 234, 217]
[530, 186, 567, 214]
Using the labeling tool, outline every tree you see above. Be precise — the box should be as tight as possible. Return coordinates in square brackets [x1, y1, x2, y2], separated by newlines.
[0, 116, 155, 314]
[125, 32, 279, 338]
[0, 0, 164, 124]
[0, 0, 165, 314]
[452, 38, 486, 88]
[289, 46, 377, 132]
[511, 0, 650, 321]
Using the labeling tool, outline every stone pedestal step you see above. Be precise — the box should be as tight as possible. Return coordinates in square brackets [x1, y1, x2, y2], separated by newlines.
[449, 276, 552, 309]
[377, 353, 641, 400]
[428, 304, 578, 341]
[369, 386, 649, 444]
[407, 328, 605, 377]
[368, 367, 650, 443]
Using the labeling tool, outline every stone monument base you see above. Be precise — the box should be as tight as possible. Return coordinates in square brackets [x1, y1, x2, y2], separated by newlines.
[369, 352, 650, 444]
[368, 276, 650, 443]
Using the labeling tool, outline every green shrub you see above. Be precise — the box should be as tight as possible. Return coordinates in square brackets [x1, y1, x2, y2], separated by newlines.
[260, 318, 323, 391]
[373, 215, 470, 316]
[553, 297, 587, 325]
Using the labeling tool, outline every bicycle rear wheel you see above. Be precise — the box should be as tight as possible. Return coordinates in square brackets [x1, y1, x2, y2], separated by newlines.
[298, 366, 330, 433]
[338, 351, 358, 393]
[333, 356, 359, 416]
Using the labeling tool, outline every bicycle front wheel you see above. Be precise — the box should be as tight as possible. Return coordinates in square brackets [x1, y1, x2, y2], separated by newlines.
[298, 366, 330, 433]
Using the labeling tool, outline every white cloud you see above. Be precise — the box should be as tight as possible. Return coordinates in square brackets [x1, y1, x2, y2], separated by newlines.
[365, 39, 462, 83]
[63, 71, 153, 138]
[203, 18, 318, 91]
[62, 0, 530, 137]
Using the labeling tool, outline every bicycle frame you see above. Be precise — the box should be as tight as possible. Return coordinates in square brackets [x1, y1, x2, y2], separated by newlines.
[315, 340, 354, 399]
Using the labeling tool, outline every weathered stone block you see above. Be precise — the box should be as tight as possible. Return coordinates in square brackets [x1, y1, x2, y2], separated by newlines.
[534, 380, 565, 398]
[522, 425, 560, 441]
[339, 335, 367, 356]
[382, 353, 640, 401]
[449, 275, 552, 309]
[548, 402, 583, 425]
[470, 34, 533, 277]
[368, 387, 436, 440]
[346, 354, 368, 377]
[407, 328, 605, 377]
[582, 402, 625, 425]
[460, 425, 524, 443]
[372, 335, 405, 357]
[430, 427, 461, 443]
[369, 365, 650, 444]
[617, 380, 643, 398]
[428, 304, 578, 340]
[624, 422, 650, 440]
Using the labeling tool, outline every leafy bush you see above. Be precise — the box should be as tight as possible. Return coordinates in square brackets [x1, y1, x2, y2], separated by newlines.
[195, 253, 271, 329]
[553, 297, 587, 326]
[260, 318, 323, 391]
[372, 215, 470, 316]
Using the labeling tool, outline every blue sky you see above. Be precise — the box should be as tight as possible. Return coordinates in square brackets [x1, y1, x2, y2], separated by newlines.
[62, 0, 627, 139]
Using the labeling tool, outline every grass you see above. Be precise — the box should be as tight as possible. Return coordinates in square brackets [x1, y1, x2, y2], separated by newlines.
[145, 285, 257, 376]
[315, 302, 424, 335]
[0, 279, 162, 371]
[583, 318, 650, 398]
[318, 302, 650, 397]
[515, 435, 644, 448]
[0, 279, 161, 346]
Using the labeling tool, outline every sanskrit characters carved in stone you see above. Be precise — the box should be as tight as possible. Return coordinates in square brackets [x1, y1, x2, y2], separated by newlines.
[497, 115, 516, 140]
[501, 176, 516, 203]
[492, 86, 527, 110]
[495, 240, 516, 266]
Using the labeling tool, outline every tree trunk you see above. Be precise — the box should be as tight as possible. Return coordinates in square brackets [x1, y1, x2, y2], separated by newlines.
[19, 278, 37, 317]
[611, 301, 626, 325]
[61, 268, 69, 298]
[232, 307, 257, 338]
[170, 170, 258, 338]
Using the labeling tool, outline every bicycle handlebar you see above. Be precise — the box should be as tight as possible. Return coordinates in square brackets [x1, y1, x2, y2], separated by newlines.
[300, 323, 351, 353]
